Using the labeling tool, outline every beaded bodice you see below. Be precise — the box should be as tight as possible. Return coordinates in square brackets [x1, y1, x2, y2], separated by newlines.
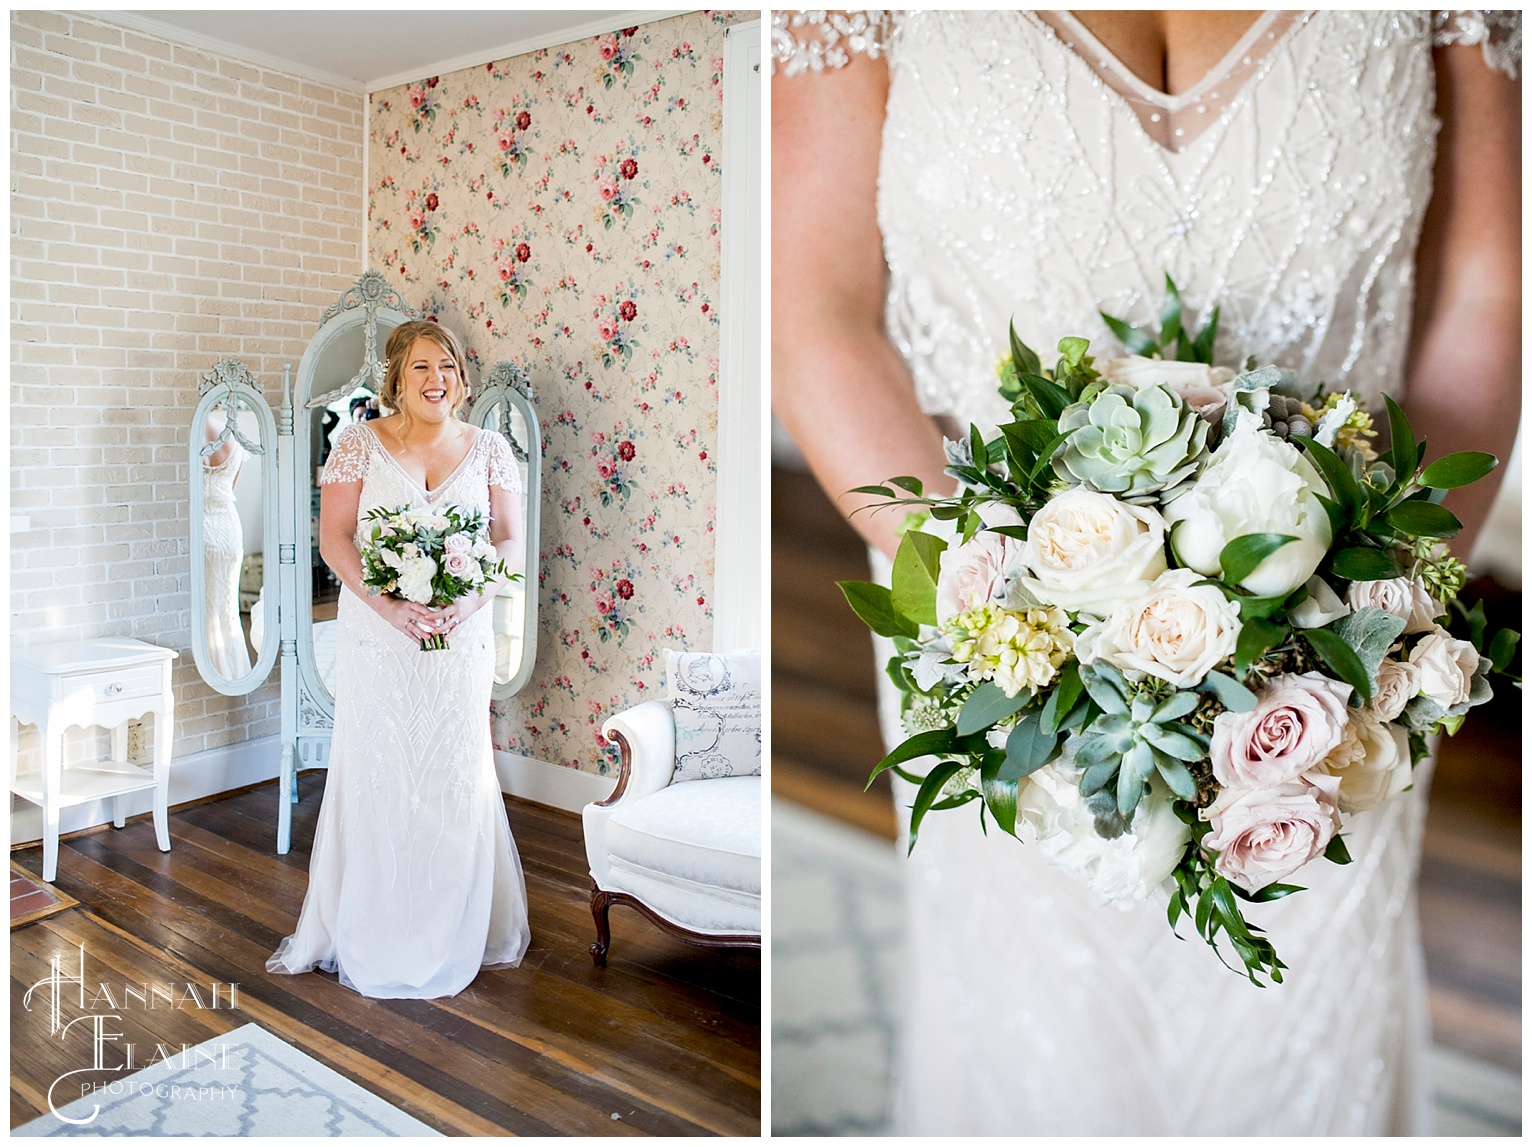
[775, 10, 1520, 434]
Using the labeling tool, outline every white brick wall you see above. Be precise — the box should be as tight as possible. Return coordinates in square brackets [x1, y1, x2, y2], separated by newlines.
[10, 12, 364, 773]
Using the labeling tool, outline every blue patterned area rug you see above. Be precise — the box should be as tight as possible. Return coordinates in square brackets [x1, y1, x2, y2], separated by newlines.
[14, 1023, 441, 1137]
[772, 798, 1521, 1137]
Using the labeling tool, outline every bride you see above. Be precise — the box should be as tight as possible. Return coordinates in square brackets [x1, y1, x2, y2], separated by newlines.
[773, 10, 1518, 1135]
[268, 319, 531, 999]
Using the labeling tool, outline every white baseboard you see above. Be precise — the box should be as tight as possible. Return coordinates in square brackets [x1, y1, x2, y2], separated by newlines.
[493, 750, 616, 814]
[9, 737, 609, 845]
[10, 735, 282, 847]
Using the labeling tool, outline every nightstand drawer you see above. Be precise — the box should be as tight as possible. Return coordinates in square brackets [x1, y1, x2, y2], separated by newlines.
[66, 665, 165, 704]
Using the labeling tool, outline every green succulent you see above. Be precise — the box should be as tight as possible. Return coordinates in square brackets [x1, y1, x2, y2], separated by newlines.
[1053, 384, 1209, 501]
[1074, 662, 1209, 817]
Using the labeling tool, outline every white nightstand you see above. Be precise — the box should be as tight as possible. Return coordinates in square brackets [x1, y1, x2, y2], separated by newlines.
[10, 638, 177, 881]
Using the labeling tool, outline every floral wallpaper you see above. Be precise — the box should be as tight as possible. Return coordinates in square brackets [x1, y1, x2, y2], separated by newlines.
[368, 12, 747, 775]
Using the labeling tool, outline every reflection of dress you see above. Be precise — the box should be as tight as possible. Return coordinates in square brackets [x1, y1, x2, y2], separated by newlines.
[202, 441, 252, 679]
[267, 421, 531, 999]
[777, 10, 1519, 1136]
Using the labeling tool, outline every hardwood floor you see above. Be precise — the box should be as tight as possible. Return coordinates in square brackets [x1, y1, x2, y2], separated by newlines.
[10, 778, 760, 1136]
[772, 463, 1522, 1071]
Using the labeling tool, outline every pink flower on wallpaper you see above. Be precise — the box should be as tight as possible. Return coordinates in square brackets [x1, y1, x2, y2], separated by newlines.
[596, 456, 617, 480]
[496, 258, 515, 282]
[408, 86, 426, 108]
[618, 300, 638, 322]
[425, 192, 438, 211]
[616, 579, 635, 600]
[515, 242, 531, 262]
[619, 158, 639, 180]
[595, 592, 614, 616]
[497, 128, 516, 152]
[596, 177, 619, 203]
[617, 440, 636, 462]
[515, 110, 532, 130]
[409, 210, 426, 231]
[598, 317, 619, 342]
[597, 34, 620, 62]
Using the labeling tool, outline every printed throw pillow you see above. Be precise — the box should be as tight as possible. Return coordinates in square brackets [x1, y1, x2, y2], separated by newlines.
[664, 648, 762, 783]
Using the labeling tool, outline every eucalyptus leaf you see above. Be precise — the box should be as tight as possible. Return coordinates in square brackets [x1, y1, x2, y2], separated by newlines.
[838, 580, 919, 640]
[1004, 714, 1060, 781]
[956, 679, 1031, 736]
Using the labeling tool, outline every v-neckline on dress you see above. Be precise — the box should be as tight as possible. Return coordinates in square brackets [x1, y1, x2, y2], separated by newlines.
[363, 421, 480, 500]
[1029, 11, 1312, 154]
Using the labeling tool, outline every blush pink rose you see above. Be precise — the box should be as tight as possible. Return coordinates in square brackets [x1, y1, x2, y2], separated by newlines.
[597, 34, 620, 61]
[1203, 774, 1342, 893]
[497, 129, 516, 152]
[935, 531, 1022, 625]
[1210, 672, 1353, 789]
[597, 177, 619, 203]
[443, 533, 472, 554]
[443, 551, 473, 577]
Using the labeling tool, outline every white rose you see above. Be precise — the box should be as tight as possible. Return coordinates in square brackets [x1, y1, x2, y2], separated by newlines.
[1370, 657, 1422, 722]
[1317, 709, 1412, 814]
[397, 555, 437, 604]
[1345, 577, 1440, 634]
[1408, 626, 1479, 708]
[1018, 763, 1189, 905]
[1017, 489, 1168, 617]
[1100, 355, 1236, 416]
[935, 531, 1023, 624]
[1162, 416, 1333, 597]
[1289, 575, 1350, 629]
[1075, 567, 1242, 687]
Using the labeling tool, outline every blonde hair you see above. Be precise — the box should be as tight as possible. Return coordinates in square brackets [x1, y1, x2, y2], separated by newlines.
[380, 320, 471, 416]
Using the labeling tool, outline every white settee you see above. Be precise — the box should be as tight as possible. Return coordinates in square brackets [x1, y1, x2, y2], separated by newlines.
[582, 699, 761, 965]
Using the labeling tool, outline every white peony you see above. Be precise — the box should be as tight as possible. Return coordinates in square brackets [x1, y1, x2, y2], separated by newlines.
[1162, 415, 1333, 597]
[1017, 488, 1168, 618]
[1408, 626, 1479, 709]
[1017, 762, 1190, 906]
[1317, 709, 1412, 814]
[1074, 567, 1242, 687]
[935, 531, 1024, 624]
[1345, 577, 1441, 634]
[1370, 657, 1422, 722]
[1100, 355, 1237, 418]
[396, 555, 438, 604]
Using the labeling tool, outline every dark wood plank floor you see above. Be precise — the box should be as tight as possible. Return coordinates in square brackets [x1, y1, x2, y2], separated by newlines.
[772, 463, 1521, 1071]
[11, 779, 760, 1135]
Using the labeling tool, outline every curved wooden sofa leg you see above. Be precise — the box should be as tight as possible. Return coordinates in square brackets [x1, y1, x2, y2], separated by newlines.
[590, 885, 614, 967]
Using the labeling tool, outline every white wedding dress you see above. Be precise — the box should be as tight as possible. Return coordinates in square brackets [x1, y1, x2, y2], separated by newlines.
[267, 421, 531, 999]
[775, 10, 1518, 1136]
[202, 440, 253, 680]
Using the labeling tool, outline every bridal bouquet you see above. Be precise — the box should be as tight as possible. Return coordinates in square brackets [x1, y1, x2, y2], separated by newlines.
[843, 280, 1518, 985]
[359, 504, 516, 650]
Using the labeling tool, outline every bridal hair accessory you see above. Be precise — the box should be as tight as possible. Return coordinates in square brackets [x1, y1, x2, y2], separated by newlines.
[842, 277, 1518, 986]
[358, 503, 517, 650]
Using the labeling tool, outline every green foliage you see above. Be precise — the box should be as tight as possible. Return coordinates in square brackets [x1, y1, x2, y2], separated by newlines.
[1327, 608, 1407, 695]
[838, 580, 919, 640]
[1419, 451, 1496, 489]
[1075, 664, 1208, 816]
[1099, 275, 1221, 364]
[1218, 533, 1296, 587]
[956, 680, 1030, 736]
[1166, 824, 1288, 987]
[890, 530, 946, 627]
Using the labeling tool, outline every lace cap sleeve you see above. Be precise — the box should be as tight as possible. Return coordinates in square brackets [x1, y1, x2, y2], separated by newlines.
[1433, 10, 1521, 79]
[771, 10, 889, 77]
[483, 430, 523, 495]
[320, 423, 371, 484]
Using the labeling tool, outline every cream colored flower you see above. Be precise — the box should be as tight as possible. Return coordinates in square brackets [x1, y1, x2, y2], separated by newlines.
[1369, 657, 1422, 722]
[1074, 568, 1241, 687]
[1316, 709, 1412, 814]
[1346, 577, 1440, 634]
[1409, 626, 1479, 709]
[945, 602, 1073, 698]
[1100, 355, 1236, 416]
[1018, 489, 1168, 618]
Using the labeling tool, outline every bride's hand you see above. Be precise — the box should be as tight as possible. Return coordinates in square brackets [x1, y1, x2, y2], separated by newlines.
[428, 597, 480, 641]
[375, 596, 441, 641]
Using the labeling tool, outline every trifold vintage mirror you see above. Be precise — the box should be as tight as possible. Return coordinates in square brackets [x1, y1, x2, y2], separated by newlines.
[186, 270, 542, 852]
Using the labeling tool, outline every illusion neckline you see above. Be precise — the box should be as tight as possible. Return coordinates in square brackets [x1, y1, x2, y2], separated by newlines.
[1028, 11, 1313, 155]
[362, 420, 482, 499]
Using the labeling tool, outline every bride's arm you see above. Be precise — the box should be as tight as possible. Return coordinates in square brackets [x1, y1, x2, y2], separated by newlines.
[1404, 40, 1520, 557]
[772, 36, 951, 562]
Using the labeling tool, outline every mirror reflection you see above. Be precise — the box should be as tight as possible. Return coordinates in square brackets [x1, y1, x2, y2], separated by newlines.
[478, 399, 533, 687]
[200, 401, 264, 679]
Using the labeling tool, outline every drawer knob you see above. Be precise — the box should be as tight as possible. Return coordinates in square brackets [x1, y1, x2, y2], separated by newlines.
[106, 682, 124, 694]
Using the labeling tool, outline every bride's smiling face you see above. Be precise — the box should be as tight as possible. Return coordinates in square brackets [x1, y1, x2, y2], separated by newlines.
[398, 336, 463, 423]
